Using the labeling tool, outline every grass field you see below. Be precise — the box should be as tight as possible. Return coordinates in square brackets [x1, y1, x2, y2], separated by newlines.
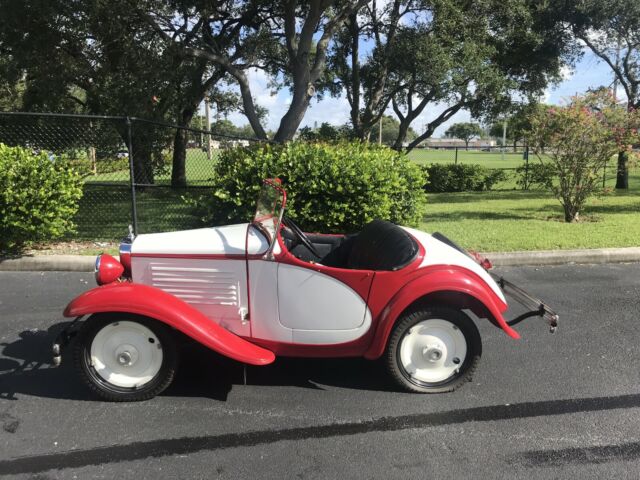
[421, 171, 640, 251]
[407, 148, 529, 169]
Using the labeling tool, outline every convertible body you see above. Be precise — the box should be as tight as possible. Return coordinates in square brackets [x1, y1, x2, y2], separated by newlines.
[58, 179, 558, 400]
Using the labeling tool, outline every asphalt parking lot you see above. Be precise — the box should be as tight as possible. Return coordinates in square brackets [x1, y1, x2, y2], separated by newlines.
[1, 263, 640, 479]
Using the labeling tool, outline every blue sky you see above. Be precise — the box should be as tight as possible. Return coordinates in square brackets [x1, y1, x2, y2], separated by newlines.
[221, 50, 617, 137]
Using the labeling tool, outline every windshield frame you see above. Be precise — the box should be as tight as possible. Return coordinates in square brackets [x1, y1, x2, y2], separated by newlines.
[252, 179, 287, 256]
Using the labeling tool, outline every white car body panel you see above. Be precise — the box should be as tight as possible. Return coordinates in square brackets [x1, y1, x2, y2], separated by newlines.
[131, 223, 269, 256]
[131, 257, 250, 337]
[402, 227, 506, 304]
[247, 260, 292, 343]
[277, 263, 372, 344]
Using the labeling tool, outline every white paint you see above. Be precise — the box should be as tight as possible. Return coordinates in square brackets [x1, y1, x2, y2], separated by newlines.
[90, 320, 163, 388]
[402, 227, 507, 304]
[399, 318, 467, 384]
[132, 257, 250, 337]
[277, 263, 371, 344]
[248, 260, 292, 343]
[131, 223, 268, 256]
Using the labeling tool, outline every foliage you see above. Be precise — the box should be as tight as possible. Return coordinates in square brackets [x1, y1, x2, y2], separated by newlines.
[190, 141, 427, 232]
[515, 162, 556, 190]
[528, 90, 640, 222]
[564, 0, 640, 188]
[298, 123, 354, 142]
[488, 103, 542, 148]
[445, 123, 484, 149]
[423, 163, 507, 192]
[0, 144, 83, 252]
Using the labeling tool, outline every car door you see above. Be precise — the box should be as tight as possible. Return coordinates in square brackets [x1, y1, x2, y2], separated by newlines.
[276, 261, 374, 344]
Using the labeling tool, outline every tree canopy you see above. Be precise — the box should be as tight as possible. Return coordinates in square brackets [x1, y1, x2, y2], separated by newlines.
[445, 122, 484, 149]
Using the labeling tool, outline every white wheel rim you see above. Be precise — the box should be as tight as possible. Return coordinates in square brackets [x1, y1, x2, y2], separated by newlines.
[90, 321, 163, 389]
[399, 319, 468, 384]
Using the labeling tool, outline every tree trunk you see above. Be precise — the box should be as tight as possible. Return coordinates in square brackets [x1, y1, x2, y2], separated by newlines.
[131, 137, 154, 185]
[393, 120, 411, 151]
[274, 77, 312, 142]
[465, 141, 469, 151]
[615, 150, 628, 189]
[171, 107, 196, 188]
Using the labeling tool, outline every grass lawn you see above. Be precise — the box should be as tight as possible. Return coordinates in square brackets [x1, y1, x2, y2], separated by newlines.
[421, 171, 640, 252]
[407, 148, 528, 169]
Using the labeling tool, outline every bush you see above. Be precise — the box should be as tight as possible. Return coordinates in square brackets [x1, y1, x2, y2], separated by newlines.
[0, 144, 83, 253]
[529, 90, 640, 222]
[422, 163, 507, 192]
[515, 162, 555, 190]
[191, 141, 427, 232]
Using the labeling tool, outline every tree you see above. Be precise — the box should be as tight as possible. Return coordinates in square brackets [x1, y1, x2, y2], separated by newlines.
[445, 122, 483, 150]
[143, 0, 369, 142]
[488, 103, 540, 151]
[528, 91, 640, 222]
[565, 0, 640, 189]
[331, 0, 575, 152]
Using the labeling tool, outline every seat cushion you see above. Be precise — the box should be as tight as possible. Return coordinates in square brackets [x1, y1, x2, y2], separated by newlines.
[346, 219, 418, 271]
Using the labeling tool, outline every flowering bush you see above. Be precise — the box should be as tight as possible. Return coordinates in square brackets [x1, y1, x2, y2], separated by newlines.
[529, 91, 640, 222]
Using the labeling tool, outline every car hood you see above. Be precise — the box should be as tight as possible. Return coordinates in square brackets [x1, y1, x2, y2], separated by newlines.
[131, 223, 269, 256]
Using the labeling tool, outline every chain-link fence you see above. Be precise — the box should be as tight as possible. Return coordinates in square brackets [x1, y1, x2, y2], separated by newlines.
[0, 112, 265, 241]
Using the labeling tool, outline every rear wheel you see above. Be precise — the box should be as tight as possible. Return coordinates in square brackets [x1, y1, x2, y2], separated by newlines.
[72, 314, 178, 401]
[386, 306, 481, 393]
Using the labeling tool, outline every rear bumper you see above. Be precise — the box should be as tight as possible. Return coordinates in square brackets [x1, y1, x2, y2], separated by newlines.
[491, 273, 559, 333]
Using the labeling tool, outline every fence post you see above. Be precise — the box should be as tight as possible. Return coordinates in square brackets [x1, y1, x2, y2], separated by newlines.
[454, 146, 458, 165]
[524, 144, 530, 190]
[126, 116, 139, 235]
[603, 159, 607, 188]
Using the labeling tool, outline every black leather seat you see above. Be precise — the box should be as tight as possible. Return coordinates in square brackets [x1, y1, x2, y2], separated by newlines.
[346, 219, 418, 271]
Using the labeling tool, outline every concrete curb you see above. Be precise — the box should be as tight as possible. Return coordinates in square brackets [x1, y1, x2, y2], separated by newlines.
[1, 248, 639, 272]
[485, 247, 640, 267]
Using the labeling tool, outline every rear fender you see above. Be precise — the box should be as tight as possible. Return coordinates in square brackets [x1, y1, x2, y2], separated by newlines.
[364, 267, 518, 360]
[63, 283, 275, 366]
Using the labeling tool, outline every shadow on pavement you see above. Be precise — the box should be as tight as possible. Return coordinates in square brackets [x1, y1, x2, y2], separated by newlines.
[0, 322, 394, 402]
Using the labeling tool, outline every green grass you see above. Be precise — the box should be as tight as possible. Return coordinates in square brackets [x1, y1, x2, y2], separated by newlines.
[421, 171, 640, 252]
[85, 149, 217, 185]
[407, 148, 529, 169]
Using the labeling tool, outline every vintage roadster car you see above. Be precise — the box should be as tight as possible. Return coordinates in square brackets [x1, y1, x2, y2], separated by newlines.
[55, 179, 558, 401]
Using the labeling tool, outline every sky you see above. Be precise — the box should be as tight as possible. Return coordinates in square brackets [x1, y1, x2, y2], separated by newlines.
[217, 50, 617, 138]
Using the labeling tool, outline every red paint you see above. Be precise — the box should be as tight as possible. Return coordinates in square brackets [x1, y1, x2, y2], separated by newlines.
[248, 336, 372, 358]
[95, 254, 124, 285]
[363, 265, 516, 360]
[119, 252, 132, 277]
[63, 282, 275, 366]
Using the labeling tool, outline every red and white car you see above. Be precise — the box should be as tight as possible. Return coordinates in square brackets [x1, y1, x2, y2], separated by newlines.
[55, 179, 558, 401]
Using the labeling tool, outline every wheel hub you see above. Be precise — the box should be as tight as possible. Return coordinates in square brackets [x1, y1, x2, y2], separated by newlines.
[90, 321, 163, 388]
[399, 318, 468, 384]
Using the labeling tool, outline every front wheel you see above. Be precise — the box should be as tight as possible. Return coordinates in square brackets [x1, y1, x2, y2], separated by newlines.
[386, 306, 481, 393]
[72, 314, 178, 401]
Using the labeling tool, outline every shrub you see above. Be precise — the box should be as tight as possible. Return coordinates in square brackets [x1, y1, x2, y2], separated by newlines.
[190, 141, 427, 232]
[422, 163, 507, 192]
[515, 162, 555, 190]
[529, 90, 640, 222]
[0, 144, 83, 253]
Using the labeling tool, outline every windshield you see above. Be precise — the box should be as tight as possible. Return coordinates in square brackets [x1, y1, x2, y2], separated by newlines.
[253, 179, 286, 249]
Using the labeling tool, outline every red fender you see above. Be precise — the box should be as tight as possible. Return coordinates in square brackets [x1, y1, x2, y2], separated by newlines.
[63, 282, 275, 366]
[364, 267, 518, 360]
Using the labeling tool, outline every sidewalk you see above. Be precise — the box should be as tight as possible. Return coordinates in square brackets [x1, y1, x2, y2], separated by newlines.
[1, 247, 639, 271]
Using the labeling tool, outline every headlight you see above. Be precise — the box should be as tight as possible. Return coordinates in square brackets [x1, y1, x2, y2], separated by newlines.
[94, 254, 124, 285]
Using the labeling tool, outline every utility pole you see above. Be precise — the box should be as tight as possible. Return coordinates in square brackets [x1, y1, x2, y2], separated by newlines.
[204, 98, 211, 160]
[378, 118, 382, 145]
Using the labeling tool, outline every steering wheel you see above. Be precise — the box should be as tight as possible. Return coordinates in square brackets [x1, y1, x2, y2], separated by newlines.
[282, 214, 321, 259]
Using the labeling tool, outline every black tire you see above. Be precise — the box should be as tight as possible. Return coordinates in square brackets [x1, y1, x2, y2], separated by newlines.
[386, 306, 481, 393]
[72, 313, 178, 401]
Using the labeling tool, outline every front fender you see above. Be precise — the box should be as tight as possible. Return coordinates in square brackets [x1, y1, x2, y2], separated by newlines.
[364, 266, 518, 360]
[64, 282, 275, 366]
